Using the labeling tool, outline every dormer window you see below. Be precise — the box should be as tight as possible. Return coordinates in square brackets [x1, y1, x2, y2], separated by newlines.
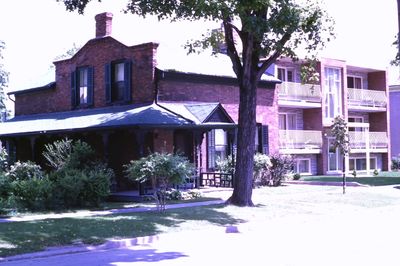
[71, 66, 94, 108]
[105, 60, 132, 103]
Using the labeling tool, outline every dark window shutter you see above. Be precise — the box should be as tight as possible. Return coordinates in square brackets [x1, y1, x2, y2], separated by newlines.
[207, 130, 216, 170]
[105, 63, 111, 104]
[71, 71, 77, 107]
[87, 67, 94, 106]
[261, 125, 269, 155]
[124, 60, 132, 102]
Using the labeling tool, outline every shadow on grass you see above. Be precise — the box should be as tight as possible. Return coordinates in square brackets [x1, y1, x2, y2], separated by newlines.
[0, 204, 242, 258]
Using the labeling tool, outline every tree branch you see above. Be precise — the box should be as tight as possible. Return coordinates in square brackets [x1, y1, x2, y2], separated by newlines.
[223, 18, 242, 78]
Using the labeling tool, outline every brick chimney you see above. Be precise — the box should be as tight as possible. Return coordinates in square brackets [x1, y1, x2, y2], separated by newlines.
[95, 12, 113, 38]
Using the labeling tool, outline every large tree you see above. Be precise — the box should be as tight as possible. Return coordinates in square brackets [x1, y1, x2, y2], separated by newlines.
[0, 41, 8, 116]
[58, 0, 333, 206]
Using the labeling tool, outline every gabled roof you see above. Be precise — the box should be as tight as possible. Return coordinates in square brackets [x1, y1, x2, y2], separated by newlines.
[158, 102, 235, 126]
[0, 103, 193, 137]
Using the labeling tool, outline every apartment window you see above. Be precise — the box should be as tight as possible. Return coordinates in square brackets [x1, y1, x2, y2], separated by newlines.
[277, 67, 294, 82]
[328, 138, 341, 172]
[208, 129, 228, 169]
[279, 113, 297, 130]
[347, 76, 362, 89]
[348, 116, 364, 132]
[71, 66, 94, 107]
[105, 60, 132, 103]
[324, 67, 342, 123]
[349, 157, 377, 171]
[294, 159, 311, 174]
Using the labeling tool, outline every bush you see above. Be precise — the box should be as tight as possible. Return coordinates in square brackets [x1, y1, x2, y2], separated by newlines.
[164, 189, 203, 201]
[215, 155, 235, 174]
[293, 173, 301, 180]
[11, 177, 53, 211]
[253, 153, 272, 186]
[7, 161, 44, 181]
[391, 156, 400, 171]
[268, 154, 294, 186]
[373, 169, 379, 176]
[0, 148, 9, 172]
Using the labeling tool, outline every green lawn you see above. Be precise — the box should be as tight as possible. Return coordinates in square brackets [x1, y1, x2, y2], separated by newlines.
[2, 184, 400, 258]
[300, 171, 400, 186]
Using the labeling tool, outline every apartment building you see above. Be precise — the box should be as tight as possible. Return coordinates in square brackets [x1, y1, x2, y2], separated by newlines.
[275, 57, 390, 176]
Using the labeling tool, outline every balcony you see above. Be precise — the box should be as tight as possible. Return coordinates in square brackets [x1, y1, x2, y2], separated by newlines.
[278, 82, 322, 108]
[279, 130, 322, 154]
[348, 88, 387, 112]
[349, 131, 388, 153]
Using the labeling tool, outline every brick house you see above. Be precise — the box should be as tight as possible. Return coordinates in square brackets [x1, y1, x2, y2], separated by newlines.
[0, 12, 390, 192]
[0, 12, 277, 191]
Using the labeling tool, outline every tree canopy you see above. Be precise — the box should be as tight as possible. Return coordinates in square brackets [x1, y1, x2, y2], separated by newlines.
[58, 0, 334, 206]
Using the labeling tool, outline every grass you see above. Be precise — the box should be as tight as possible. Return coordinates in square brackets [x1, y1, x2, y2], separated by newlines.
[299, 171, 400, 186]
[1, 184, 400, 258]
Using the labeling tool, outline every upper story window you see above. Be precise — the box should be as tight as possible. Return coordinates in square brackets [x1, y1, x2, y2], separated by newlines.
[347, 76, 362, 89]
[279, 113, 297, 130]
[277, 67, 294, 82]
[324, 67, 342, 124]
[71, 66, 94, 108]
[105, 60, 132, 104]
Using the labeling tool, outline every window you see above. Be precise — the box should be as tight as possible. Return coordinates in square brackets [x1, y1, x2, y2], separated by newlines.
[348, 116, 364, 132]
[277, 67, 294, 82]
[105, 60, 132, 103]
[279, 113, 297, 130]
[208, 129, 228, 169]
[324, 67, 342, 123]
[294, 159, 311, 174]
[347, 76, 362, 89]
[71, 66, 94, 107]
[328, 138, 341, 172]
[349, 157, 377, 171]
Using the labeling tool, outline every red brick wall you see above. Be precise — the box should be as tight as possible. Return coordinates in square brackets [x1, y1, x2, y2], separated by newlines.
[14, 38, 158, 116]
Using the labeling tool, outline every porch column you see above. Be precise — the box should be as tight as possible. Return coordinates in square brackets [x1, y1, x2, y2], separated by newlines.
[29, 136, 37, 161]
[193, 131, 204, 189]
[135, 129, 149, 195]
[101, 131, 117, 192]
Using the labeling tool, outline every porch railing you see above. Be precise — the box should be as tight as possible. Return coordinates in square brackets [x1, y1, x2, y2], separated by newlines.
[279, 130, 323, 150]
[200, 172, 233, 188]
[349, 131, 388, 149]
[348, 88, 387, 108]
[279, 82, 322, 102]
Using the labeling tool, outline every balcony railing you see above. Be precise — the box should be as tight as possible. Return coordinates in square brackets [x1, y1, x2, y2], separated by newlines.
[348, 88, 387, 108]
[279, 82, 322, 102]
[279, 130, 322, 150]
[349, 131, 388, 150]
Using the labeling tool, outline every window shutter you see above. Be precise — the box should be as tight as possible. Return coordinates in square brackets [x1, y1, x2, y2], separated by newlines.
[105, 63, 111, 104]
[124, 60, 132, 102]
[261, 125, 269, 155]
[87, 67, 94, 106]
[71, 71, 77, 107]
[207, 130, 216, 170]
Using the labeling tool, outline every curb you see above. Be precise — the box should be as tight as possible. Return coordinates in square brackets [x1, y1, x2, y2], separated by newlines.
[0, 235, 162, 263]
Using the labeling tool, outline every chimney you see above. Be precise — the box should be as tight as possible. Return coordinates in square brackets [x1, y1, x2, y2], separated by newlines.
[95, 12, 113, 38]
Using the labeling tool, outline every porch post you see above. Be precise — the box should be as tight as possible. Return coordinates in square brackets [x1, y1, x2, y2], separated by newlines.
[193, 131, 204, 189]
[135, 129, 148, 195]
[101, 131, 117, 192]
[29, 136, 37, 161]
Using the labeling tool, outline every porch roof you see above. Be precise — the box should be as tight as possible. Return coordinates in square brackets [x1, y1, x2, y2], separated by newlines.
[0, 102, 237, 138]
[0, 103, 194, 137]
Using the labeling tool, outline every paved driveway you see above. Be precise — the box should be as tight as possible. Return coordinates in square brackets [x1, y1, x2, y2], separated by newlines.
[2, 185, 400, 266]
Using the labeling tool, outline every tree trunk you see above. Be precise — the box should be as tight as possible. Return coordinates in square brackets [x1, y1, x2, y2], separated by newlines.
[227, 77, 257, 207]
[342, 156, 346, 194]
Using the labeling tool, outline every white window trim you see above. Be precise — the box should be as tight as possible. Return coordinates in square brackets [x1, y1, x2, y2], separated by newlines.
[324, 67, 342, 125]
[295, 158, 312, 175]
[277, 66, 295, 82]
[278, 112, 297, 130]
[347, 75, 363, 89]
[327, 137, 341, 173]
[349, 156, 378, 172]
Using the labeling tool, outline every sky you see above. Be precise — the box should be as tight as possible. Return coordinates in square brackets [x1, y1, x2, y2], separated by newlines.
[0, 0, 398, 99]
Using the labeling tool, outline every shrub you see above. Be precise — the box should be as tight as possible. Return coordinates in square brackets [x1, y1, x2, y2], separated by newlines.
[391, 156, 400, 171]
[268, 154, 294, 186]
[351, 170, 357, 178]
[0, 148, 8, 172]
[164, 189, 203, 201]
[11, 177, 53, 211]
[7, 161, 44, 181]
[293, 173, 301, 180]
[253, 153, 272, 186]
[215, 155, 235, 174]
[373, 169, 379, 176]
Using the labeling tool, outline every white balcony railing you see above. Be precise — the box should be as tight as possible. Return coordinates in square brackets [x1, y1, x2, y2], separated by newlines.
[348, 88, 387, 108]
[349, 131, 388, 150]
[279, 130, 322, 150]
[279, 82, 322, 102]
